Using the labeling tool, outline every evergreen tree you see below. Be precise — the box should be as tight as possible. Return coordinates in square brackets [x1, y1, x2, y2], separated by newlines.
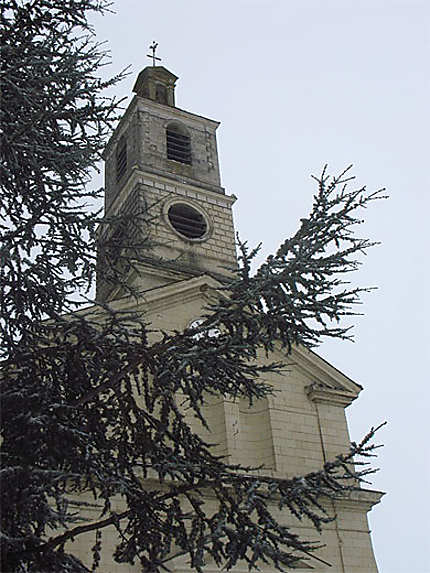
[0, 1, 385, 571]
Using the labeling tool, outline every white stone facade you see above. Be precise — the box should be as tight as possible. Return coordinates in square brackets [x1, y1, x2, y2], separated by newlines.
[80, 67, 384, 572]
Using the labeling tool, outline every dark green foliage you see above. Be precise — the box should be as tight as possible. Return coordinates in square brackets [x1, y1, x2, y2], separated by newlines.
[0, 1, 385, 572]
[0, 0, 125, 351]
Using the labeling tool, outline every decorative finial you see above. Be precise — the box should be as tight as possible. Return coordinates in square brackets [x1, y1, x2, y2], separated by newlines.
[147, 41, 161, 67]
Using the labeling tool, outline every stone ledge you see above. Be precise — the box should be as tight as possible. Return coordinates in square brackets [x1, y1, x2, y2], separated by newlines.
[306, 382, 358, 407]
[334, 488, 385, 512]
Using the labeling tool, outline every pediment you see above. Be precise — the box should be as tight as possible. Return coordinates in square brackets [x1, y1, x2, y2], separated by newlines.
[250, 338, 362, 407]
[285, 344, 361, 406]
[135, 273, 221, 314]
[115, 274, 363, 405]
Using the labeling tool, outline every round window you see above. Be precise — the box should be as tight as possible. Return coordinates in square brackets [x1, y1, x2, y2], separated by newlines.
[168, 203, 207, 239]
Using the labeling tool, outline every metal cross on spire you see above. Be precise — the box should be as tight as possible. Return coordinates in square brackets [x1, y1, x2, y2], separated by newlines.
[147, 41, 161, 66]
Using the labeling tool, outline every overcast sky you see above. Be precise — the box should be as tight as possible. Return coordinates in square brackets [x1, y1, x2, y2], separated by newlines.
[92, 1, 429, 571]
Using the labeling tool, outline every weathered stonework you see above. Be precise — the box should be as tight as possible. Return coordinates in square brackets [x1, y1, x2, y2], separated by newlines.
[84, 66, 384, 572]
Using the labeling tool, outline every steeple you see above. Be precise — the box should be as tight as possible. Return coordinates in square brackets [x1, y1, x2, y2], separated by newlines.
[98, 64, 237, 301]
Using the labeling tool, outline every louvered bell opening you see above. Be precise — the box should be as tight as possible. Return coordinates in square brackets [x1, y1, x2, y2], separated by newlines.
[116, 140, 127, 181]
[167, 130, 192, 164]
[168, 203, 207, 239]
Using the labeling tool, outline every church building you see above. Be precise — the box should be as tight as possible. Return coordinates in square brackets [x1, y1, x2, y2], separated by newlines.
[79, 62, 383, 572]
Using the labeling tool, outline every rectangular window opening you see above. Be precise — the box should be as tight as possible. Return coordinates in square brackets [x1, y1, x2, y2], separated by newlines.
[116, 140, 127, 181]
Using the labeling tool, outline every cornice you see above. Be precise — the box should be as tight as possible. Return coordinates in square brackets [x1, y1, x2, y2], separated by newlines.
[111, 274, 221, 315]
[289, 344, 362, 397]
[105, 168, 235, 219]
[141, 275, 220, 314]
[334, 488, 385, 511]
[306, 383, 358, 407]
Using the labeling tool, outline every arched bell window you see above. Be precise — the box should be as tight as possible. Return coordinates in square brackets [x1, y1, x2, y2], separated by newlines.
[166, 122, 191, 165]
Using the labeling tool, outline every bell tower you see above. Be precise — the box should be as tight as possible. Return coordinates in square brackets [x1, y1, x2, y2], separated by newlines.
[98, 65, 237, 301]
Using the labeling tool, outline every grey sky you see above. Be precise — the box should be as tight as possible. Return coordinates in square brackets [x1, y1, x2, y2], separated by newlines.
[92, 1, 430, 571]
